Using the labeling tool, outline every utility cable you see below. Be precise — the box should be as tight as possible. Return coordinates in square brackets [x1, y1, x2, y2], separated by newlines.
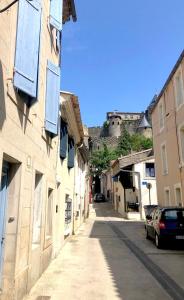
[0, 0, 18, 13]
[0, 0, 32, 14]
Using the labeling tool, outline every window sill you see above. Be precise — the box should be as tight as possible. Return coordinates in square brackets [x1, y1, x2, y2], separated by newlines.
[32, 243, 40, 251]
[162, 172, 168, 176]
[176, 101, 184, 112]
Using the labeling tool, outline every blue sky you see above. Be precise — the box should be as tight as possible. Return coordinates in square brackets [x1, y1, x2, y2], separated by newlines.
[61, 0, 184, 127]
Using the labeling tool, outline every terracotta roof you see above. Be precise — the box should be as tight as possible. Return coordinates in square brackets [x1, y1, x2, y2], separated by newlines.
[118, 148, 154, 169]
[138, 115, 151, 128]
[63, 0, 77, 24]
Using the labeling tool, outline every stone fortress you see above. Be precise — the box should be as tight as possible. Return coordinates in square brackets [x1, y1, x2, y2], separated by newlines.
[88, 110, 153, 151]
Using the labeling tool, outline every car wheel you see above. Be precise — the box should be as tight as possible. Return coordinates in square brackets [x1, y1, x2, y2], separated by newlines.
[155, 233, 162, 249]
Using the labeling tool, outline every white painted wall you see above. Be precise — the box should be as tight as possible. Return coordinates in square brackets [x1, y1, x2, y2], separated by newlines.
[134, 158, 158, 218]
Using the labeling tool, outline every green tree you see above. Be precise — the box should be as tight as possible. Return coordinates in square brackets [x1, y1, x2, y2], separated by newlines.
[90, 143, 117, 175]
[130, 133, 153, 152]
[90, 133, 153, 175]
[116, 128, 132, 157]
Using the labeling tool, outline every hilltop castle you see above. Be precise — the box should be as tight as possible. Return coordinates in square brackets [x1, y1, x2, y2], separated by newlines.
[88, 111, 152, 151]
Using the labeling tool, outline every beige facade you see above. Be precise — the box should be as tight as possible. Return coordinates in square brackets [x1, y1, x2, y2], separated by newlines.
[151, 51, 184, 207]
[58, 92, 89, 237]
[0, 1, 89, 300]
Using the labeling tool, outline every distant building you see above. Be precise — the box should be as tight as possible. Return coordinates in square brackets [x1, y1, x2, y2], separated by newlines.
[151, 50, 184, 207]
[88, 111, 152, 151]
[102, 149, 158, 220]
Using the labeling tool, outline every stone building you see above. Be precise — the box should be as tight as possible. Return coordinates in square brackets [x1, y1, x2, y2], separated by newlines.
[0, 1, 84, 299]
[89, 111, 152, 151]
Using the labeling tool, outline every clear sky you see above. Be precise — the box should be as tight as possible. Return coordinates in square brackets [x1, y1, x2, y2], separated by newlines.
[61, 0, 184, 127]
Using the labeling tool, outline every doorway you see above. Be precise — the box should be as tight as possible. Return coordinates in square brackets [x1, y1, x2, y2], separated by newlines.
[0, 161, 9, 285]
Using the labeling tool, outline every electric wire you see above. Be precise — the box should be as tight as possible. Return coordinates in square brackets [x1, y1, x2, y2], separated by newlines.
[0, 0, 18, 13]
[0, 0, 32, 14]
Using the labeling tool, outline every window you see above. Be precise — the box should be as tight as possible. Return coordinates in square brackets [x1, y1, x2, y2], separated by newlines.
[174, 69, 184, 109]
[145, 163, 155, 177]
[46, 188, 53, 238]
[164, 187, 170, 206]
[161, 143, 168, 175]
[32, 173, 42, 245]
[164, 209, 184, 220]
[14, 0, 41, 100]
[179, 125, 184, 164]
[158, 102, 164, 130]
[65, 195, 72, 224]
[175, 185, 182, 206]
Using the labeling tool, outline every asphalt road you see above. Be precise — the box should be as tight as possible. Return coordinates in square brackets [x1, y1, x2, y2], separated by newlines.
[25, 201, 184, 300]
[95, 201, 184, 300]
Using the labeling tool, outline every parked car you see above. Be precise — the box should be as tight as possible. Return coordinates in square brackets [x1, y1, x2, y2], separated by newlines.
[145, 207, 184, 248]
[144, 205, 158, 228]
[144, 205, 158, 217]
[94, 193, 106, 202]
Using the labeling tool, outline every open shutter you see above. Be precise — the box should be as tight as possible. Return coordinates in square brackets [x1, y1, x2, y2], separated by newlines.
[60, 119, 68, 158]
[68, 137, 75, 169]
[45, 61, 60, 135]
[50, 0, 63, 31]
[14, 0, 41, 98]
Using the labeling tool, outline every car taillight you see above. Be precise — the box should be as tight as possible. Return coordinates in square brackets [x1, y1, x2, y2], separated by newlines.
[159, 221, 166, 229]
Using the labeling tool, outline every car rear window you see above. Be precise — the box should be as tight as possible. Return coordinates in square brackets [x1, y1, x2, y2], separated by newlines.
[163, 210, 184, 220]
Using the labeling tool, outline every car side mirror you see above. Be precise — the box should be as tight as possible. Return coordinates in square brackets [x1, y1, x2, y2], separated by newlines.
[146, 215, 152, 220]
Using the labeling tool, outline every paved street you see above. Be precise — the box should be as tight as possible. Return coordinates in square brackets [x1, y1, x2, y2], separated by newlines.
[25, 202, 184, 300]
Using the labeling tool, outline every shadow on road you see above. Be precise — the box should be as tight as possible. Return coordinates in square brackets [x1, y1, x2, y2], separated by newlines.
[89, 202, 184, 300]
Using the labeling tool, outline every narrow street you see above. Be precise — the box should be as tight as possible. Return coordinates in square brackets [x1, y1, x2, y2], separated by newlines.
[25, 202, 184, 300]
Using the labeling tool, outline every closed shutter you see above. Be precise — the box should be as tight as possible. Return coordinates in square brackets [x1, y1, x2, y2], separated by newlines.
[60, 119, 68, 159]
[45, 61, 60, 135]
[14, 0, 41, 98]
[50, 0, 63, 31]
[68, 137, 75, 169]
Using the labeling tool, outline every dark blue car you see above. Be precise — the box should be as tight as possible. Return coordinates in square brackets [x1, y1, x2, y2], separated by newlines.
[145, 207, 184, 248]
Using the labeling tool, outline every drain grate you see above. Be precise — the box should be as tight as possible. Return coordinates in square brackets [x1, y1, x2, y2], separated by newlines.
[36, 297, 51, 300]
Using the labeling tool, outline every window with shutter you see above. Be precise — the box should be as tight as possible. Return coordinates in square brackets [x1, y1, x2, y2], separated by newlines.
[68, 137, 75, 169]
[50, 0, 63, 31]
[14, 0, 41, 99]
[60, 119, 68, 159]
[45, 61, 60, 136]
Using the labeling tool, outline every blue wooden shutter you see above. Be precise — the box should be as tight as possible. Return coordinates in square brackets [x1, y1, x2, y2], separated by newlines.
[50, 0, 63, 30]
[45, 61, 60, 135]
[60, 119, 68, 159]
[14, 0, 41, 98]
[68, 137, 75, 168]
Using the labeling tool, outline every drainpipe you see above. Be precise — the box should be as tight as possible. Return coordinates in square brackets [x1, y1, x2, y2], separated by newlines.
[120, 169, 143, 220]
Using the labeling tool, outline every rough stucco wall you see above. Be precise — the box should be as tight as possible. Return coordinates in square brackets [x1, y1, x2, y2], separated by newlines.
[151, 67, 184, 207]
[0, 1, 60, 299]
